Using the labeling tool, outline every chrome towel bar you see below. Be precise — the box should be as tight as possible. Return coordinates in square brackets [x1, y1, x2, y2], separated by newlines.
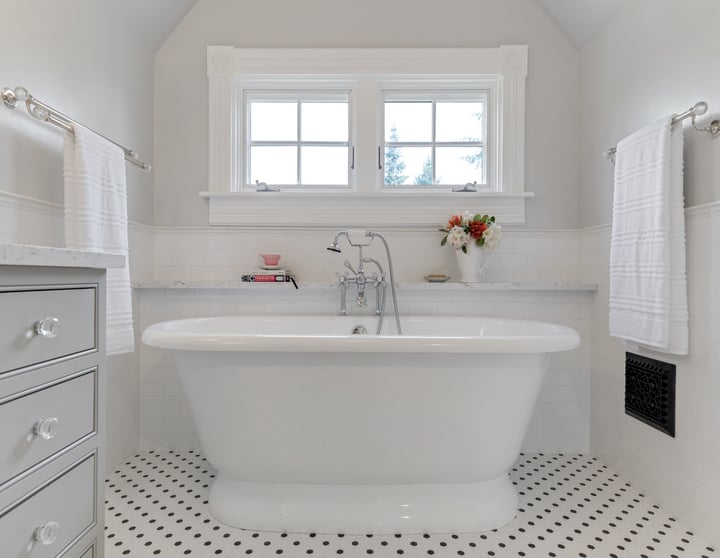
[2, 85, 151, 172]
[603, 101, 720, 164]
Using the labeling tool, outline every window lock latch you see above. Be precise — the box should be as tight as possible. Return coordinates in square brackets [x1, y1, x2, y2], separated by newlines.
[256, 180, 281, 192]
[452, 181, 478, 192]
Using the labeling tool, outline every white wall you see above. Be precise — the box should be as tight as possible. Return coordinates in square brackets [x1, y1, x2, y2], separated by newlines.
[579, 0, 720, 227]
[579, 0, 720, 546]
[0, 0, 159, 469]
[0, 0, 155, 225]
[153, 0, 581, 229]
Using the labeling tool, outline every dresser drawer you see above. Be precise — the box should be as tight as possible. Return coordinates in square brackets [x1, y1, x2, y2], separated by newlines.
[0, 370, 96, 488]
[1, 454, 96, 558]
[0, 288, 96, 374]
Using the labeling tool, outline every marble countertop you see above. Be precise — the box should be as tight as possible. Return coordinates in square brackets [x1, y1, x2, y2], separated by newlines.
[133, 280, 598, 292]
[0, 243, 126, 269]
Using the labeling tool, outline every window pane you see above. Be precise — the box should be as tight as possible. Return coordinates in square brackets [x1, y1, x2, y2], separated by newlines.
[250, 102, 297, 141]
[384, 147, 432, 186]
[301, 147, 348, 185]
[435, 147, 483, 185]
[249, 146, 297, 184]
[301, 102, 348, 142]
[385, 102, 432, 142]
[436, 102, 484, 142]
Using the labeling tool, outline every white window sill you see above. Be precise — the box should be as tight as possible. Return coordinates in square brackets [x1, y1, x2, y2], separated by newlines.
[199, 191, 534, 228]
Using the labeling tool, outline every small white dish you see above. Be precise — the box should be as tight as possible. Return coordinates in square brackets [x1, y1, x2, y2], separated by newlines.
[424, 274, 451, 283]
[260, 264, 281, 270]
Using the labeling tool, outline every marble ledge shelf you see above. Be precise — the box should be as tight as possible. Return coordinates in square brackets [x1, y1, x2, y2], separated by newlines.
[133, 280, 598, 292]
[0, 243, 126, 269]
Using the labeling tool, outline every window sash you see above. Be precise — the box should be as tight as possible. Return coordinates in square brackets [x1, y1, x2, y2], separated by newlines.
[244, 91, 351, 189]
[382, 91, 489, 188]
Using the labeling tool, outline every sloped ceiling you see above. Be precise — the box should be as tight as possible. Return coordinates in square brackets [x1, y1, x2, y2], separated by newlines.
[534, 0, 627, 48]
[111, 0, 198, 51]
[113, 0, 625, 53]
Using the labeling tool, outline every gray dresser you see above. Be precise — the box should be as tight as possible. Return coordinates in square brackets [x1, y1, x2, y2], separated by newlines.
[0, 246, 122, 558]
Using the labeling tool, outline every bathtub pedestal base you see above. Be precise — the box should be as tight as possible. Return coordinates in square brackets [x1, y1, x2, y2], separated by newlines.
[208, 474, 518, 534]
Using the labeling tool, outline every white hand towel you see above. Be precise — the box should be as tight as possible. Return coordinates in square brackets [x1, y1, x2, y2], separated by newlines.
[609, 117, 688, 354]
[64, 128, 134, 355]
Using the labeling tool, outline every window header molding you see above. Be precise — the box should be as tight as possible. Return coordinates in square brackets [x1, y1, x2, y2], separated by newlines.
[207, 46, 528, 78]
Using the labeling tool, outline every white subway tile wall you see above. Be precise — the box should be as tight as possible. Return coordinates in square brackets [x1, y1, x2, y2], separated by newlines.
[138, 227, 592, 454]
[582, 201, 720, 549]
[151, 227, 580, 283]
[106, 222, 156, 469]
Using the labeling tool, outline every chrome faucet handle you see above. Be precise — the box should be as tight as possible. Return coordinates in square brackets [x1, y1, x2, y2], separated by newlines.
[343, 260, 358, 275]
[363, 257, 385, 280]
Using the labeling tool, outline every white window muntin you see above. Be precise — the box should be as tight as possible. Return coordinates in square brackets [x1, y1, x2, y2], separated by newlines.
[381, 89, 491, 190]
[243, 90, 352, 190]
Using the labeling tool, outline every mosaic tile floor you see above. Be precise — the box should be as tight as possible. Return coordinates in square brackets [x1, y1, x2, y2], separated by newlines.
[105, 451, 715, 557]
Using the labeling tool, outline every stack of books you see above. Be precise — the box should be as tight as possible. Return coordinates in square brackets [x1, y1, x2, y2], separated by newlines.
[241, 268, 295, 283]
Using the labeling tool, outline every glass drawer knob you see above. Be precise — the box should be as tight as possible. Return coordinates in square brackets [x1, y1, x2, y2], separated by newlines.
[33, 417, 60, 440]
[34, 317, 59, 338]
[33, 521, 60, 545]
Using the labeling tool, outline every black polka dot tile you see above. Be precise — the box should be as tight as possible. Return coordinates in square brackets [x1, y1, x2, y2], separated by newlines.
[105, 452, 716, 557]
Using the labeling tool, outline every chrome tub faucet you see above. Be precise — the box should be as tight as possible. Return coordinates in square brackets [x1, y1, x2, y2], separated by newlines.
[326, 230, 401, 335]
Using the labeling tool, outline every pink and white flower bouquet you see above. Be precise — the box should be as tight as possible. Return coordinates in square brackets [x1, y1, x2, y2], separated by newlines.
[439, 211, 502, 253]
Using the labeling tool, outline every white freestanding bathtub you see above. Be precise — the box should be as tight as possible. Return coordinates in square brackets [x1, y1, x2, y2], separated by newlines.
[143, 315, 580, 534]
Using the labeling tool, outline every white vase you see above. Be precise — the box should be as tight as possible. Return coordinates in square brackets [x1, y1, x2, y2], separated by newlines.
[455, 242, 494, 282]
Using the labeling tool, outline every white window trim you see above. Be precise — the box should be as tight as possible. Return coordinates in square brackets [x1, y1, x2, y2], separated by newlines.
[202, 46, 532, 227]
